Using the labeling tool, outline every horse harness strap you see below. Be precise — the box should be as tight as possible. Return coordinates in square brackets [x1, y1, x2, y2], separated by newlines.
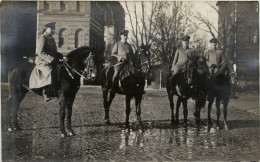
[63, 61, 84, 79]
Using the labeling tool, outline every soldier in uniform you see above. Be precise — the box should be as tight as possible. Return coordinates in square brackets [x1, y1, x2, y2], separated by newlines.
[169, 35, 196, 92]
[110, 30, 143, 93]
[30, 22, 63, 101]
[204, 38, 224, 78]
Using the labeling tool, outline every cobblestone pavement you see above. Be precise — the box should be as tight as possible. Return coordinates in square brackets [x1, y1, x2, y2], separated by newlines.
[1, 85, 260, 161]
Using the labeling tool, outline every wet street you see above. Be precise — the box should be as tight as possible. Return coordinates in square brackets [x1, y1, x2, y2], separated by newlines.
[1, 85, 260, 161]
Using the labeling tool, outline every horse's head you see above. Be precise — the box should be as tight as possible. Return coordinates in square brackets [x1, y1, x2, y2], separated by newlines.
[135, 44, 151, 75]
[83, 52, 98, 81]
[185, 53, 199, 85]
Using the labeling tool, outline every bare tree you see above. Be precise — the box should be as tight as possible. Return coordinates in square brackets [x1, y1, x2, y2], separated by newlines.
[191, 1, 238, 58]
[151, 2, 196, 66]
[125, 1, 159, 51]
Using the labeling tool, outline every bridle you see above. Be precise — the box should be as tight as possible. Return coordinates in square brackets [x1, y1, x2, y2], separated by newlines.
[63, 53, 95, 80]
[83, 53, 96, 80]
[137, 49, 150, 74]
[184, 59, 197, 85]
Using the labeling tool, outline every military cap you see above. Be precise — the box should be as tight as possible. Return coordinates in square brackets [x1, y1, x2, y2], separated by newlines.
[119, 30, 129, 36]
[210, 38, 218, 43]
[181, 35, 190, 41]
[45, 22, 56, 30]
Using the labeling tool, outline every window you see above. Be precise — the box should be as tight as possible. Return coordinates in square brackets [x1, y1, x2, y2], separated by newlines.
[76, 1, 80, 12]
[75, 29, 84, 48]
[44, 1, 49, 10]
[60, 1, 65, 11]
[59, 28, 68, 47]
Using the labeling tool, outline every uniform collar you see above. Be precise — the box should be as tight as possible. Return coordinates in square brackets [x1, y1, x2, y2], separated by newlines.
[43, 33, 52, 38]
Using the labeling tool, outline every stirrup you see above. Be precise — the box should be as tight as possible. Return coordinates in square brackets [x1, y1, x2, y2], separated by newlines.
[42, 94, 50, 102]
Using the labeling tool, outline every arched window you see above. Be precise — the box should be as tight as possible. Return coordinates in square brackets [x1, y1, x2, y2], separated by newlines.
[60, 1, 65, 11]
[75, 29, 84, 48]
[76, 1, 80, 12]
[59, 28, 68, 47]
[44, 1, 49, 10]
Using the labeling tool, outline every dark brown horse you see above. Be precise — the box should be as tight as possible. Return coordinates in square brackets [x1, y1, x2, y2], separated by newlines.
[4, 46, 98, 137]
[101, 45, 151, 126]
[166, 56, 208, 125]
[207, 60, 232, 130]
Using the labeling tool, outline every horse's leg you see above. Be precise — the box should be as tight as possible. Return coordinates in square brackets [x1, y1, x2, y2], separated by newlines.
[66, 95, 76, 136]
[7, 86, 27, 131]
[215, 96, 221, 125]
[175, 97, 181, 124]
[103, 90, 116, 124]
[167, 93, 175, 123]
[59, 93, 67, 137]
[182, 98, 188, 126]
[207, 94, 214, 124]
[223, 95, 229, 130]
[194, 99, 201, 124]
[125, 95, 132, 127]
[134, 94, 142, 125]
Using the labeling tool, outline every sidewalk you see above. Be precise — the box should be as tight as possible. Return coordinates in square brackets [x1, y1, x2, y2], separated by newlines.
[228, 92, 259, 114]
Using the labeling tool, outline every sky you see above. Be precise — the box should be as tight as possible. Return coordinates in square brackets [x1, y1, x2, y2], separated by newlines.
[120, 1, 218, 48]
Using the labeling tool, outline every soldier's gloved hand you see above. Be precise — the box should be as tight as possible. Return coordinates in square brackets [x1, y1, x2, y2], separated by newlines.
[50, 59, 57, 66]
[211, 64, 217, 68]
[120, 58, 126, 62]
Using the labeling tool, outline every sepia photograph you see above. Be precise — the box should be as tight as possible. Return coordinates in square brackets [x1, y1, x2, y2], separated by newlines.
[1, 0, 259, 161]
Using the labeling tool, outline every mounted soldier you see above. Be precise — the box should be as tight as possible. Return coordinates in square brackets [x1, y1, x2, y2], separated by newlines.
[204, 38, 225, 78]
[169, 35, 198, 93]
[29, 22, 63, 101]
[110, 30, 135, 93]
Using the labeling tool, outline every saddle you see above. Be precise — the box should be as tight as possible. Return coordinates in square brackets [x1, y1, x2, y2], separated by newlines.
[119, 63, 136, 82]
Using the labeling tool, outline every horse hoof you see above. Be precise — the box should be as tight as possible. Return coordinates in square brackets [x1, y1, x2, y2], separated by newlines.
[104, 119, 110, 125]
[136, 119, 142, 125]
[196, 120, 200, 125]
[224, 121, 229, 130]
[208, 120, 213, 125]
[67, 128, 75, 136]
[8, 127, 13, 132]
[7, 125, 21, 132]
[216, 120, 220, 125]
[68, 131, 75, 136]
[61, 132, 68, 138]
[13, 125, 21, 131]
[125, 122, 130, 128]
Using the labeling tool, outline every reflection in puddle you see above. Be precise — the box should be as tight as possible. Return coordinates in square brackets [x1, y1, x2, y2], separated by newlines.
[2, 122, 259, 161]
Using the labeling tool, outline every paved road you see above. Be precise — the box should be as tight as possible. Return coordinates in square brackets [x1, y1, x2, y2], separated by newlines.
[1, 85, 259, 161]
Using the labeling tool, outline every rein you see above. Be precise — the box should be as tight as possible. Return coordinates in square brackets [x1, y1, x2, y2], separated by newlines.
[62, 54, 94, 80]
[63, 61, 84, 79]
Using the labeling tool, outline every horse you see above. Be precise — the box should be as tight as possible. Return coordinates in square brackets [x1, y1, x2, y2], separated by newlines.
[166, 56, 208, 125]
[101, 45, 151, 127]
[206, 59, 232, 130]
[4, 46, 98, 137]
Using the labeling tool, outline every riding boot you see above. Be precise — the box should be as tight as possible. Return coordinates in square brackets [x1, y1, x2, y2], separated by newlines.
[110, 76, 118, 93]
[42, 86, 50, 102]
[169, 74, 176, 95]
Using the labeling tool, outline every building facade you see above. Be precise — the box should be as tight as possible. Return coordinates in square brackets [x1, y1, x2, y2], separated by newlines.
[217, 1, 259, 81]
[37, 1, 125, 84]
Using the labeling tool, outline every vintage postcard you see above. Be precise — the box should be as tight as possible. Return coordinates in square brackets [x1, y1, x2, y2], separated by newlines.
[1, 1, 259, 161]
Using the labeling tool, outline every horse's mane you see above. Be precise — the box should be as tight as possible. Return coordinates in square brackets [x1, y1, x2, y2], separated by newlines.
[66, 46, 91, 59]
